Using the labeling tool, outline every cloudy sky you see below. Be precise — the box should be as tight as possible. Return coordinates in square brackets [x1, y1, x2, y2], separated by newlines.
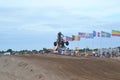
[0, 0, 120, 50]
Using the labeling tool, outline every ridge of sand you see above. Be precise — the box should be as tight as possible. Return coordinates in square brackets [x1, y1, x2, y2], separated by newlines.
[0, 54, 120, 80]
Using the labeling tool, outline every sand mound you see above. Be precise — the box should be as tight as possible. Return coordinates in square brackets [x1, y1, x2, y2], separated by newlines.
[0, 54, 120, 80]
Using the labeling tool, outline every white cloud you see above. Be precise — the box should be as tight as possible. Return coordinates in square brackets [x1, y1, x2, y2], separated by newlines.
[1, 0, 120, 22]
[0, 0, 119, 9]
[0, 0, 120, 50]
[0, 16, 19, 22]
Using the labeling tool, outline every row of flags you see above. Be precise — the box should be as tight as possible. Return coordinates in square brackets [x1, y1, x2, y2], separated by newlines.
[65, 30, 120, 41]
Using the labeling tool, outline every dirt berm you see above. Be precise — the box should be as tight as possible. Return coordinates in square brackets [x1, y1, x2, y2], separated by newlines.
[0, 54, 120, 80]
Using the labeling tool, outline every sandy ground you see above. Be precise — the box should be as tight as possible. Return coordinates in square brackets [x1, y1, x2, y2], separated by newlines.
[0, 54, 120, 80]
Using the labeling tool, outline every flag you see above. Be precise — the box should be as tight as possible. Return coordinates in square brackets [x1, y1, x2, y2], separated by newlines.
[97, 32, 100, 37]
[93, 31, 96, 37]
[101, 31, 111, 38]
[78, 32, 86, 38]
[107, 33, 111, 37]
[112, 30, 120, 37]
[101, 31, 105, 37]
[65, 36, 73, 41]
[86, 33, 94, 39]
[72, 35, 80, 41]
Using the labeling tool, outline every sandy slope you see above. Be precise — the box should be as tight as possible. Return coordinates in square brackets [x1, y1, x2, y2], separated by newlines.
[0, 54, 120, 80]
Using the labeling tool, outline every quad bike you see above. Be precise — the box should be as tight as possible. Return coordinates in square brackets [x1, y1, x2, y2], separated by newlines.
[54, 32, 69, 50]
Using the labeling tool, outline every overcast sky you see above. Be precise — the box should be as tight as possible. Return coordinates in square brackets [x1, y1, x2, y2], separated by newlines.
[0, 0, 120, 50]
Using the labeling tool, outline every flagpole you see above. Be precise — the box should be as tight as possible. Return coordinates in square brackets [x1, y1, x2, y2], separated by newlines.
[92, 37, 94, 51]
[97, 32, 101, 54]
[111, 35, 113, 58]
[100, 35, 101, 48]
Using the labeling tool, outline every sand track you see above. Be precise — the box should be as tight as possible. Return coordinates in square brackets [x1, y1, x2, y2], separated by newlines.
[0, 54, 120, 80]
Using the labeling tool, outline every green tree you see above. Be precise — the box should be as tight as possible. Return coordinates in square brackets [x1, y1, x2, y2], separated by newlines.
[7, 49, 13, 53]
[32, 50, 38, 54]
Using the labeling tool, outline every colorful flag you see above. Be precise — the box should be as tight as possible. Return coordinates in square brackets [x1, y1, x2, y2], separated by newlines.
[97, 32, 100, 37]
[101, 31, 111, 38]
[78, 32, 86, 38]
[93, 31, 96, 37]
[112, 30, 120, 37]
[65, 36, 73, 41]
[86, 33, 94, 39]
[72, 35, 80, 41]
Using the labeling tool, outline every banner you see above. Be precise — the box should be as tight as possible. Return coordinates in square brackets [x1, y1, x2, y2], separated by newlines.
[78, 32, 86, 38]
[112, 30, 120, 37]
[93, 31, 96, 37]
[101, 31, 111, 38]
[97, 32, 100, 37]
[65, 36, 73, 41]
[86, 33, 94, 39]
[72, 35, 80, 41]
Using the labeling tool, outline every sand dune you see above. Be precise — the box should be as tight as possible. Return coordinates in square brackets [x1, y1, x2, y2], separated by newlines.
[0, 54, 120, 80]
